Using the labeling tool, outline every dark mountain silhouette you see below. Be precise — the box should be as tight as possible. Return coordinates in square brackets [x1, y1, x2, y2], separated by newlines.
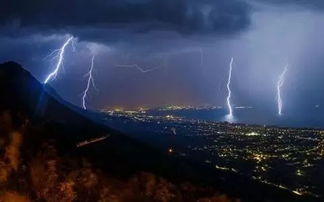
[0, 61, 314, 201]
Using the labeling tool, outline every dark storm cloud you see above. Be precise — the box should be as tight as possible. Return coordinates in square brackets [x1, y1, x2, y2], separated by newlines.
[0, 0, 251, 37]
[257, 0, 324, 10]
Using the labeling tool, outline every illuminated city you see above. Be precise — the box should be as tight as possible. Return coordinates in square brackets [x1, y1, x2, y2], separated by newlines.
[102, 107, 324, 198]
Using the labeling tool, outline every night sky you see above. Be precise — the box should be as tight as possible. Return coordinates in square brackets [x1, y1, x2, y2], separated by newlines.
[1, 0, 324, 124]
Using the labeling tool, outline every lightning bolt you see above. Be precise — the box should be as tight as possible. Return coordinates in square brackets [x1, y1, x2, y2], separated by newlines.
[225, 57, 234, 121]
[115, 55, 166, 73]
[115, 64, 160, 73]
[277, 65, 288, 116]
[82, 55, 97, 110]
[44, 36, 74, 84]
[198, 48, 206, 75]
[115, 48, 203, 74]
[199, 48, 204, 67]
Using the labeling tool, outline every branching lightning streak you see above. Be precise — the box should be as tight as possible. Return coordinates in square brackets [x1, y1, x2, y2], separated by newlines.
[195, 48, 203, 68]
[277, 65, 288, 116]
[82, 55, 97, 110]
[115, 64, 160, 73]
[44, 36, 74, 84]
[198, 48, 206, 75]
[115, 49, 202, 74]
[226, 57, 234, 120]
[115, 54, 166, 73]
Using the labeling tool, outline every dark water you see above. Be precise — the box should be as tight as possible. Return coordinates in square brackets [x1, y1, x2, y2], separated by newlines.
[147, 108, 324, 129]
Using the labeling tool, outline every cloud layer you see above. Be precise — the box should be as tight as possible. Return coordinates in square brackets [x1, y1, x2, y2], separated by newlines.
[1, 0, 251, 38]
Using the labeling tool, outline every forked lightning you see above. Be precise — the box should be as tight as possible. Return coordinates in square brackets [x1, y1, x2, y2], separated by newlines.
[44, 36, 74, 84]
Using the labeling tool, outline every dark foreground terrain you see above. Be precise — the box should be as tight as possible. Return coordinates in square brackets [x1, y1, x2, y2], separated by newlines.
[0, 62, 316, 201]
